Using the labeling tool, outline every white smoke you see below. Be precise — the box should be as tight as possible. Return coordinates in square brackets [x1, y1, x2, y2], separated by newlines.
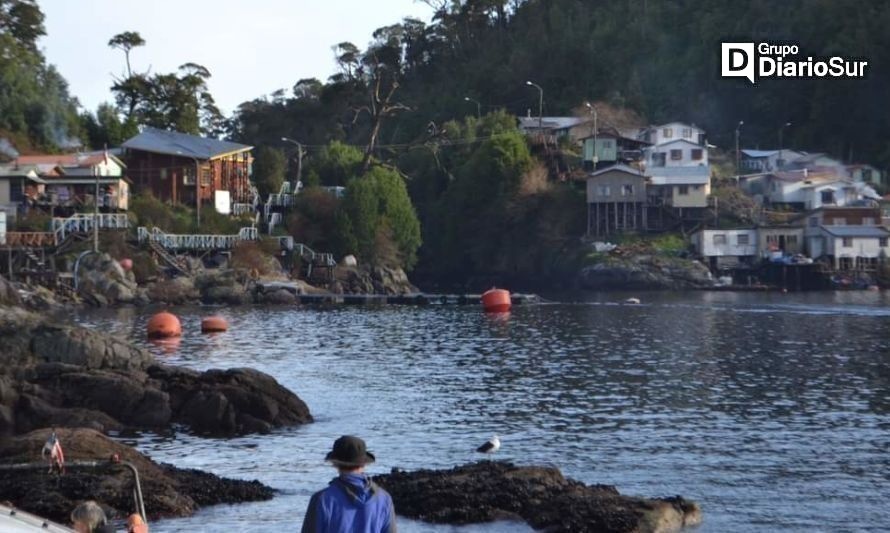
[0, 138, 19, 160]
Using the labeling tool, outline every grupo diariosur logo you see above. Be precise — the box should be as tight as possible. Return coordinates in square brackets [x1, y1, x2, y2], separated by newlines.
[721, 42, 868, 83]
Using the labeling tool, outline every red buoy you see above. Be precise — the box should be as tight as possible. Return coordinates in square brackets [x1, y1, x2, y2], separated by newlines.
[201, 315, 229, 333]
[119, 258, 133, 271]
[481, 288, 512, 313]
[147, 311, 182, 339]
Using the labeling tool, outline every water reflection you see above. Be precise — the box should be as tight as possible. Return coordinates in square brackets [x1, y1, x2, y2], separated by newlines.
[72, 292, 890, 532]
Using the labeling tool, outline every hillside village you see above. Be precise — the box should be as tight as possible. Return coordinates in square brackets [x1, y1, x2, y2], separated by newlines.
[517, 114, 889, 287]
[1, 113, 888, 292]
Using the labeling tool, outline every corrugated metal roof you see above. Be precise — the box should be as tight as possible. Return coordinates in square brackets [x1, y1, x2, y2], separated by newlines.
[646, 165, 710, 185]
[122, 127, 252, 160]
[518, 116, 591, 130]
[741, 149, 779, 158]
[589, 163, 645, 178]
[821, 225, 890, 237]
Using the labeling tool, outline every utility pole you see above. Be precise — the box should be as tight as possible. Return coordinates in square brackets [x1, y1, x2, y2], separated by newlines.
[464, 96, 481, 118]
[778, 122, 791, 169]
[526, 80, 544, 130]
[176, 151, 201, 229]
[586, 102, 598, 168]
[735, 121, 744, 175]
[93, 149, 101, 253]
[282, 137, 304, 186]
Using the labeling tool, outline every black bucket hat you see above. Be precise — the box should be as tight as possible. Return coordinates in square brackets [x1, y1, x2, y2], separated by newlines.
[325, 435, 376, 467]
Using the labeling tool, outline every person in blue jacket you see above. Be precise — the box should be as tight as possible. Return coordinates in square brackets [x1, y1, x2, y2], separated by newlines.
[301, 435, 397, 533]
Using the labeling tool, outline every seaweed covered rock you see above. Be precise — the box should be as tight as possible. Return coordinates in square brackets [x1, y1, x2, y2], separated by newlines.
[374, 461, 702, 533]
[0, 428, 273, 524]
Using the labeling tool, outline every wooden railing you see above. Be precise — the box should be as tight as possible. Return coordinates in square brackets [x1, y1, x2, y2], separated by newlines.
[137, 226, 258, 251]
[52, 213, 129, 243]
[2, 232, 55, 248]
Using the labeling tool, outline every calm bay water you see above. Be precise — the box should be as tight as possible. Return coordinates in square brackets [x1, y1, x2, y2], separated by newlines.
[72, 291, 890, 532]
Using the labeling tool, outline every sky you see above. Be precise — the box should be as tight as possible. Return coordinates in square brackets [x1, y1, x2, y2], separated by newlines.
[38, 0, 433, 116]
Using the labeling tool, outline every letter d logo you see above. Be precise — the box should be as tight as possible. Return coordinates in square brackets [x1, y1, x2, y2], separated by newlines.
[722, 43, 755, 84]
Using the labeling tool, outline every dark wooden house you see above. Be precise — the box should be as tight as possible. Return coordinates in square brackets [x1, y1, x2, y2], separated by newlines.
[122, 127, 253, 212]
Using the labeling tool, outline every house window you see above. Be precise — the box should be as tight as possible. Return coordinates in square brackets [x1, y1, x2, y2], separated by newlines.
[691, 149, 703, 160]
[682, 128, 692, 138]
[10, 181, 23, 202]
[670, 149, 682, 161]
[200, 167, 211, 187]
[713, 234, 727, 245]
[842, 237, 853, 247]
[160, 168, 168, 180]
[808, 217, 819, 228]
[663, 128, 673, 139]
[621, 184, 634, 196]
[766, 235, 778, 245]
[737, 234, 750, 245]
[862, 217, 874, 225]
[678, 185, 689, 195]
[652, 153, 666, 167]
[880, 238, 888, 247]
[833, 218, 846, 226]
[598, 185, 611, 197]
[821, 190, 835, 204]
[862, 169, 873, 181]
[787, 235, 798, 245]
[602, 140, 613, 148]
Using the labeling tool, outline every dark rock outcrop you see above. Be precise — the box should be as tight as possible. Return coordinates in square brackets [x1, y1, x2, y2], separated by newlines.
[375, 461, 702, 533]
[0, 306, 312, 437]
[0, 428, 273, 524]
[578, 256, 714, 290]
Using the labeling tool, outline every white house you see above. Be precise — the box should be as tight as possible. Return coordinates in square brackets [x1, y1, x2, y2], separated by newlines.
[846, 164, 885, 187]
[638, 122, 706, 147]
[644, 139, 708, 168]
[691, 228, 758, 269]
[755, 169, 878, 210]
[11, 153, 130, 211]
[808, 225, 890, 270]
[16, 152, 126, 178]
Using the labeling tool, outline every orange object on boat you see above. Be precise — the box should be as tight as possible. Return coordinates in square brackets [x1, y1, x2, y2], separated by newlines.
[119, 258, 133, 271]
[147, 311, 182, 339]
[201, 315, 229, 333]
[481, 288, 511, 313]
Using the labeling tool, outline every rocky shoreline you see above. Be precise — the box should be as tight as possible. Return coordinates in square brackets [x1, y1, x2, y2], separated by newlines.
[0, 281, 313, 520]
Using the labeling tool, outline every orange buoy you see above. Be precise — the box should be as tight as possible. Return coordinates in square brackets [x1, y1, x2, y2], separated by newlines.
[481, 288, 512, 313]
[119, 258, 133, 271]
[147, 311, 182, 339]
[201, 315, 228, 333]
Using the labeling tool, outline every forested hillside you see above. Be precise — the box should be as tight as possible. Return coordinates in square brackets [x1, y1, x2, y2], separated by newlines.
[231, 0, 890, 165]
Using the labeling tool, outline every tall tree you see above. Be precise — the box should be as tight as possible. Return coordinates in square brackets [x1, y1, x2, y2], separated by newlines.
[107, 30, 145, 78]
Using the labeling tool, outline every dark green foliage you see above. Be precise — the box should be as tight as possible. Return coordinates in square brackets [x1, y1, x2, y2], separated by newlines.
[252, 146, 286, 197]
[0, 1, 83, 150]
[339, 166, 422, 269]
[80, 102, 138, 149]
[308, 141, 363, 187]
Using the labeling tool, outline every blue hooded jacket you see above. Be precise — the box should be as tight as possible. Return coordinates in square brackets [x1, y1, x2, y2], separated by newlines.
[301, 473, 396, 533]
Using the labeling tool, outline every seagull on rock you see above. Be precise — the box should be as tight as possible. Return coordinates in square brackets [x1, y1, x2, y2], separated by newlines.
[476, 435, 501, 454]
